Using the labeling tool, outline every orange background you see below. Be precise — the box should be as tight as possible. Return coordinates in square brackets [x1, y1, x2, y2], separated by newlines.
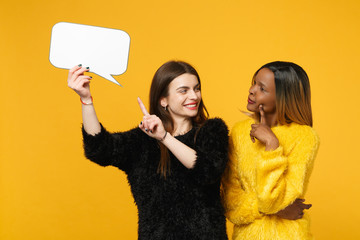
[1, 0, 360, 239]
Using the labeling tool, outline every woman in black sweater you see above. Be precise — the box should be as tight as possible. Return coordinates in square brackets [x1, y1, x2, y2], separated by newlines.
[67, 60, 229, 240]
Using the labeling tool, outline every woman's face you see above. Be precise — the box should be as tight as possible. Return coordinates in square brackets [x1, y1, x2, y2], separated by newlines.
[247, 68, 276, 114]
[161, 73, 201, 121]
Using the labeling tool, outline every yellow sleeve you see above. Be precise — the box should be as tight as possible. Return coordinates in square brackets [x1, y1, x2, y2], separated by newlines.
[256, 127, 320, 214]
[221, 125, 263, 225]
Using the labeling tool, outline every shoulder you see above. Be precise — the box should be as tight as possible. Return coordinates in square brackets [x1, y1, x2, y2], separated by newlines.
[200, 118, 228, 132]
[283, 123, 320, 146]
[195, 118, 229, 143]
[290, 123, 318, 138]
[231, 118, 254, 136]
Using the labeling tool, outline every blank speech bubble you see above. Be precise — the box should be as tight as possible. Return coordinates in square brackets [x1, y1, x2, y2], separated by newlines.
[49, 22, 130, 86]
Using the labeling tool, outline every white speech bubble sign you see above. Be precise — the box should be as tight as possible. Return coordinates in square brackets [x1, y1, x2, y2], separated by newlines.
[49, 22, 130, 86]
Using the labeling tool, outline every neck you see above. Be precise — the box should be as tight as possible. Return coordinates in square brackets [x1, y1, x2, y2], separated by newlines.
[172, 117, 193, 136]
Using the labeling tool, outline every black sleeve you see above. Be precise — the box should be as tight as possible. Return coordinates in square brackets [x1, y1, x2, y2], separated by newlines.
[189, 118, 229, 185]
[82, 123, 145, 172]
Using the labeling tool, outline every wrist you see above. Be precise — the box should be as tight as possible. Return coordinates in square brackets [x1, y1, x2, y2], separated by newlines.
[265, 137, 279, 151]
[159, 131, 168, 141]
[80, 96, 93, 105]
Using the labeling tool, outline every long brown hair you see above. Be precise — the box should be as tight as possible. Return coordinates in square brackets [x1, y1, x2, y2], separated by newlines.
[252, 61, 313, 126]
[149, 60, 209, 177]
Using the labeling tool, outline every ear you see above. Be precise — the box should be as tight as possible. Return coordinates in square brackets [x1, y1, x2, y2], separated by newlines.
[160, 97, 168, 108]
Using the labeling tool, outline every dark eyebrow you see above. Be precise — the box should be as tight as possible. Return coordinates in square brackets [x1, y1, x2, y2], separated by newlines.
[176, 83, 200, 91]
[176, 86, 190, 90]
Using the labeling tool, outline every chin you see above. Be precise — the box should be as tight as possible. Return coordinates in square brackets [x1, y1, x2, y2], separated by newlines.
[247, 105, 257, 113]
[188, 113, 198, 118]
[186, 111, 198, 118]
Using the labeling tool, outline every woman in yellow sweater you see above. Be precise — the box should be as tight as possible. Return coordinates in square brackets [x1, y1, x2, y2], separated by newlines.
[222, 61, 320, 240]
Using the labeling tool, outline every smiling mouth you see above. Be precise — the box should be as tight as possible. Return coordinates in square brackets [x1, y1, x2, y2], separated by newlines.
[184, 103, 198, 109]
[248, 98, 255, 104]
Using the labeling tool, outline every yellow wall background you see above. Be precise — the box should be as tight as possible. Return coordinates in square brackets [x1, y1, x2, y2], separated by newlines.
[1, 0, 359, 239]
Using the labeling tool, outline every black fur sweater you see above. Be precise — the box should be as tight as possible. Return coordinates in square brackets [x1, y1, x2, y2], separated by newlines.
[82, 118, 229, 240]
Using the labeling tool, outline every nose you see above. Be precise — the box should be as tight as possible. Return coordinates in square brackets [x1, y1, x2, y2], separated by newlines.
[249, 84, 255, 95]
[189, 90, 199, 100]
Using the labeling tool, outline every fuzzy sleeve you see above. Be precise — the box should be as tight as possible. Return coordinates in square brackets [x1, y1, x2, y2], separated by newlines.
[221, 123, 263, 225]
[82, 123, 144, 172]
[256, 127, 320, 214]
[188, 118, 229, 185]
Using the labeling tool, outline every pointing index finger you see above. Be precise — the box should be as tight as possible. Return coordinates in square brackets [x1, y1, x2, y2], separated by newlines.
[137, 97, 150, 116]
[259, 105, 266, 125]
[304, 204, 312, 209]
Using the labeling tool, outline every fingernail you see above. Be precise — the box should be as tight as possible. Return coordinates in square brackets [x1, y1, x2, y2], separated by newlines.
[78, 64, 82, 67]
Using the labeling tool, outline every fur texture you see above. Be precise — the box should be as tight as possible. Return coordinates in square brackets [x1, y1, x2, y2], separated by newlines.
[83, 118, 229, 240]
[221, 119, 320, 240]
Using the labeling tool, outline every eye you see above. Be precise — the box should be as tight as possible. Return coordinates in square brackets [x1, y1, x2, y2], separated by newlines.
[180, 89, 187, 93]
[260, 86, 265, 91]
[194, 87, 200, 92]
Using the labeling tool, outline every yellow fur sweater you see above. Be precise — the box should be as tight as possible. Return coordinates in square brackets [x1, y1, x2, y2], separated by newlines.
[222, 119, 320, 240]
